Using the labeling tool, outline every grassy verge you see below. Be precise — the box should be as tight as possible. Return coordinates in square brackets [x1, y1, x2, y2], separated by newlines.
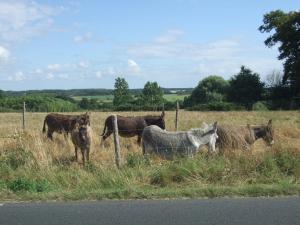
[0, 146, 299, 201]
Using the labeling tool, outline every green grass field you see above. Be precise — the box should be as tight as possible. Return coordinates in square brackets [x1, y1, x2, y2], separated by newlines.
[72, 95, 114, 102]
[72, 94, 188, 103]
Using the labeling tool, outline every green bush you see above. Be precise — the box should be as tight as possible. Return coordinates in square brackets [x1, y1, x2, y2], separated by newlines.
[252, 101, 269, 111]
[8, 177, 50, 192]
[274, 150, 300, 176]
[187, 102, 245, 111]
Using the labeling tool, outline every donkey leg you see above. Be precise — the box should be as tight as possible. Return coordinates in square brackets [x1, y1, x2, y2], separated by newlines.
[86, 147, 90, 162]
[74, 147, 78, 162]
[137, 136, 142, 146]
[47, 130, 53, 141]
[81, 149, 85, 166]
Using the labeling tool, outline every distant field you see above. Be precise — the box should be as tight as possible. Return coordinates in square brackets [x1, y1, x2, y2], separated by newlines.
[72, 94, 188, 102]
[72, 95, 114, 102]
[163, 94, 188, 102]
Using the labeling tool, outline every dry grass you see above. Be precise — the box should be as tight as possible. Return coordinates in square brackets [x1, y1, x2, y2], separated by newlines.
[0, 110, 299, 200]
[1, 110, 300, 167]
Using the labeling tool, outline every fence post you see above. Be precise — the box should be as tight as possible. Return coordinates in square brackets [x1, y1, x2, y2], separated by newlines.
[175, 101, 179, 131]
[22, 101, 26, 130]
[112, 114, 121, 168]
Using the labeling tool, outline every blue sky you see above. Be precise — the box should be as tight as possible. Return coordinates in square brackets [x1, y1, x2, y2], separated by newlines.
[0, 0, 298, 90]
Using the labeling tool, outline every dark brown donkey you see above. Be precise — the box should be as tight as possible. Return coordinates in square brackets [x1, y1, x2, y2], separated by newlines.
[71, 123, 92, 165]
[101, 111, 166, 145]
[42, 112, 90, 140]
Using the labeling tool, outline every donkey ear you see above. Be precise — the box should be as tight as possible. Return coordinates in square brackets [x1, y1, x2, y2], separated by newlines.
[213, 121, 218, 130]
[161, 110, 165, 118]
[268, 119, 272, 127]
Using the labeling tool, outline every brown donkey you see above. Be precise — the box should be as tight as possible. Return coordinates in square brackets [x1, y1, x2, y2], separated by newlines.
[71, 123, 92, 165]
[217, 119, 274, 152]
[100, 111, 166, 145]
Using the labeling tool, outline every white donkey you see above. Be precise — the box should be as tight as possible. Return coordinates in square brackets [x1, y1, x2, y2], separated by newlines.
[142, 122, 218, 160]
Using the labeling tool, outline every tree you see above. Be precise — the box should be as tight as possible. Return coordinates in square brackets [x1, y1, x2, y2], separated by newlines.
[184, 76, 229, 106]
[0, 90, 4, 99]
[79, 98, 90, 109]
[265, 71, 291, 109]
[259, 10, 300, 96]
[113, 77, 132, 106]
[227, 66, 264, 110]
[142, 81, 164, 106]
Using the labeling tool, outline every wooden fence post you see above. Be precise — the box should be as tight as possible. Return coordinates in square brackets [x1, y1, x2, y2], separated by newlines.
[22, 101, 26, 130]
[112, 114, 121, 168]
[175, 101, 179, 131]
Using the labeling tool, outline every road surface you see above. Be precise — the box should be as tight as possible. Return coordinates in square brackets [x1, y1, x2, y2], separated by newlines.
[0, 197, 299, 225]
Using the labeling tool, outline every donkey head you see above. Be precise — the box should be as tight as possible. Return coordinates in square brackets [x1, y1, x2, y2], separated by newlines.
[145, 111, 166, 130]
[192, 121, 218, 153]
[252, 119, 274, 146]
[263, 119, 274, 145]
[78, 124, 90, 145]
[207, 122, 218, 153]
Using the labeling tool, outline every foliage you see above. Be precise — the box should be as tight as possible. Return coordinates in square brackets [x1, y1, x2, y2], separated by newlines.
[141, 81, 164, 106]
[187, 101, 245, 111]
[113, 77, 133, 106]
[227, 66, 264, 110]
[0, 95, 78, 112]
[259, 10, 300, 96]
[8, 177, 50, 192]
[252, 101, 269, 111]
[0, 90, 4, 99]
[183, 76, 229, 107]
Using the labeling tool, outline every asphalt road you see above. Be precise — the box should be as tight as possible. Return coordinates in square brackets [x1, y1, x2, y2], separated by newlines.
[0, 197, 299, 225]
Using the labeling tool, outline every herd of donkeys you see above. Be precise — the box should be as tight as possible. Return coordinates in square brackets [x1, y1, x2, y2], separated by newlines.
[42, 111, 274, 165]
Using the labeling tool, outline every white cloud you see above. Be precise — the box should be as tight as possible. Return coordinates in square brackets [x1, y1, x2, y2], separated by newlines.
[73, 32, 92, 44]
[128, 59, 141, 74]
[8, 71, 25, 81]
[58, 73, 69, 79]
[128, 38, 240, 60]
[0, 45, 10, 63]
[127, 30, 281, 78]
[47, 63, 61, 71]
[95, 71, 102, 79]
[154, 29, 184, 44]
[34, 68, 43, 74]
[77, 60, 89, 68]
[46, 73, 54, 80]
[0, 1, 61, 42]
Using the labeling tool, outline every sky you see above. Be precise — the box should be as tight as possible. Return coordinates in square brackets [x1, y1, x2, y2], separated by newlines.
[0, 0, 298, 91]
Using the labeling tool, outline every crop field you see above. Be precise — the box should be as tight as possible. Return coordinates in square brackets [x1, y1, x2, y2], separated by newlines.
[0, 111, 300, 201]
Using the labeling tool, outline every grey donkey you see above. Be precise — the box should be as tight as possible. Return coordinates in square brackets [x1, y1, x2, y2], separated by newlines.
[142, 122, 218, 160]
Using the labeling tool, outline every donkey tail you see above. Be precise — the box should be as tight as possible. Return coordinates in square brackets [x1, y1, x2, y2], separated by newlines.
[100, 120, 107, 136]
[42, 117, 47, 133]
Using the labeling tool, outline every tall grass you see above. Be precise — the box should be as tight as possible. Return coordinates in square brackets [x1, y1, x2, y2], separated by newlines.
[0, 111, 299, 200]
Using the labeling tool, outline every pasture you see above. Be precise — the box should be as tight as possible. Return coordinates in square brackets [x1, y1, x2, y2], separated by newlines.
[0, 111, 300, 201]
